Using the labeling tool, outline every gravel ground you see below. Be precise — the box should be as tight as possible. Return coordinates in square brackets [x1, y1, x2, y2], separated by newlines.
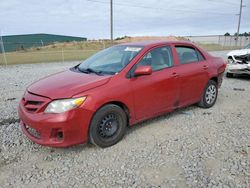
[0, 51, 249, 188]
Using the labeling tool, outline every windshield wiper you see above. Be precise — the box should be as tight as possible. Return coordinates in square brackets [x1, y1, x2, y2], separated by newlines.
[78, 67, 103, 75]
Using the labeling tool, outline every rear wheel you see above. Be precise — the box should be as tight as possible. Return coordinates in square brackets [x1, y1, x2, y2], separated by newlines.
[89, 104, 127, 148]
[198, 80, 218, 108]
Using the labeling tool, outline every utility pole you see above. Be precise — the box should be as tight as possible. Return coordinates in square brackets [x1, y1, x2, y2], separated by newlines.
[110, 0, 113, 42]
[236, 0, 243, 46]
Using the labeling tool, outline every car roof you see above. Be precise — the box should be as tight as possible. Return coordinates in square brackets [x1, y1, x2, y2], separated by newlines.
[118, 40, 195, 47]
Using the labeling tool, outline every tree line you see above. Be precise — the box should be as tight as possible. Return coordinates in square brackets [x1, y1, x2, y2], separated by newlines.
[224, 32, 250, 36]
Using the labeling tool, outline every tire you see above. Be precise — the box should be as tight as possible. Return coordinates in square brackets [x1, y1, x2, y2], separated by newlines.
[226, 72, 234, 78]
[89, 104, 127, 148]
[198, 80, 218, 108]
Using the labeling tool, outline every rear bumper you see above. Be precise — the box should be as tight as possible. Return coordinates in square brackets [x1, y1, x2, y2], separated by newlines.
[18, 104, 94, 147]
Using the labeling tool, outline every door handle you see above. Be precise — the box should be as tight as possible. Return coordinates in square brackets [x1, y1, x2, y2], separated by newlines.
[172, 72, 179, 78]
[203, 65, 208, 70]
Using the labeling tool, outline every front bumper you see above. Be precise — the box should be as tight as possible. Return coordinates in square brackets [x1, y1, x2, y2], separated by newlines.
[18, 103, 94, 147]
[227, 63, 250, 75]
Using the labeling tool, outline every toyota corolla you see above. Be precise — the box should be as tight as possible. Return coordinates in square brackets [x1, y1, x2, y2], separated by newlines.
[18, 41, 226, 148]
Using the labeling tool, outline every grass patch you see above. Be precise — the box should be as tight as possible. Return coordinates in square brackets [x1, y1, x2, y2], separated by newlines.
[0, 50, 99, 65]
[0, 41, 116, 65]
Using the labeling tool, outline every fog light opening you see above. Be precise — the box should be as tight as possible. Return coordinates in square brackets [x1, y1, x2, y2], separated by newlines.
[57, 131, 63, 141]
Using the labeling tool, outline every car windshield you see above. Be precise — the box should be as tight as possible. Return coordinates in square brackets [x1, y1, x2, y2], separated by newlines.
[78, 45, 143, 75]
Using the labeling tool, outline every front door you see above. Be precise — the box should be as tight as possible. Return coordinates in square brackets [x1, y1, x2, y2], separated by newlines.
[130, 46, 180, 120]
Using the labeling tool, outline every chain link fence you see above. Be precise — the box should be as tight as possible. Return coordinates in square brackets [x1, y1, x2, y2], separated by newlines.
[186, 35, 249, 48]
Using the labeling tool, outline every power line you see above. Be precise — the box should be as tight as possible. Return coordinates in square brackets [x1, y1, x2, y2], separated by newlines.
[85, 0, 235, 15]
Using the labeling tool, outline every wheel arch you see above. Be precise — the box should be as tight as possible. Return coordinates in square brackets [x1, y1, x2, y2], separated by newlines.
[210, 76, 218, 84]
[94, 101, 131, 126]
[201, 76, 218, 98]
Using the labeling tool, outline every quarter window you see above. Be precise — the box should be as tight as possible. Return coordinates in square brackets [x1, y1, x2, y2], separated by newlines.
[137, 46, 173, 71]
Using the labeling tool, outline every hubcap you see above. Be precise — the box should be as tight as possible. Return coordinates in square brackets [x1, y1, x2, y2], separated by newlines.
[205, 85, 217, 104]
[99, 114, 118, 138]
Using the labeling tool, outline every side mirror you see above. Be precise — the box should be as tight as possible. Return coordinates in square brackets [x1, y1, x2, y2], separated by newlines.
[134, 66, 152, 77]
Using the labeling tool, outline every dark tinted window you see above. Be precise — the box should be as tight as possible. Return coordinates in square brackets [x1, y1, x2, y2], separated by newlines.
[137, 46, 173, 71]
[176, 46, 199, 64]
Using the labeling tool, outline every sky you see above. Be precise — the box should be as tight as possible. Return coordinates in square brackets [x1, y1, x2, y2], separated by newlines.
[0, 0, 249, 39]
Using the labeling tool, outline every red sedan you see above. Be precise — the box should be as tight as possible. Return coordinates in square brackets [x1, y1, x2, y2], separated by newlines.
[18, 41, 226, 148]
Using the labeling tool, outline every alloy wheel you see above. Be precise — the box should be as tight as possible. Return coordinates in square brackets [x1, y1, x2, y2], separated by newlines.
[205, 85, 217, 104]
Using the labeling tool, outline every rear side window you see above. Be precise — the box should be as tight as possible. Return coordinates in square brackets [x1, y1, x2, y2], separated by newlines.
[196, 50, 205, 61]
[176, 46, 203, 64]
[137, 46, 173, 71]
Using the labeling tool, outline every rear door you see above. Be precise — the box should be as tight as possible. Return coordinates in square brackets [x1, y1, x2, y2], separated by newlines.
[174, 46, 209, 106]
[129, 46, 180, 120]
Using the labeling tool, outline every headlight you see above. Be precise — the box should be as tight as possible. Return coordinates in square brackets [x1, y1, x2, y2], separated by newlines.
[45, 97, 87, 114]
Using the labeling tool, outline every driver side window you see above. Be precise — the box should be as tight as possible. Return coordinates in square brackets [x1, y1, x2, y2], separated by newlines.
[137, 46, 173, 71]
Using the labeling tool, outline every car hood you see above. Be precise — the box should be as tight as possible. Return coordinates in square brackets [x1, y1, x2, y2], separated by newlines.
[28, 69, 112, 99]
[227, 49, 250, 56]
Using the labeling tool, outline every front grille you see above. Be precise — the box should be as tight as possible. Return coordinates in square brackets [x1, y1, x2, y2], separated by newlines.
[26, 101, 43, 105]
[235, 54, 250, 63]
[22, 92, 50, 113]
[24, 100, 44, 112]
[25, 107, 37, 112]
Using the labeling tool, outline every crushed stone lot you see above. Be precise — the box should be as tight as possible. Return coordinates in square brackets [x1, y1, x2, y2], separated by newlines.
[0, 51, 249, 188]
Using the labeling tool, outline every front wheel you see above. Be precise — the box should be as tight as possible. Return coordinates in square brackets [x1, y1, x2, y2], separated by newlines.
[198, 80, 218, 108]
[89, 104, 127, 148]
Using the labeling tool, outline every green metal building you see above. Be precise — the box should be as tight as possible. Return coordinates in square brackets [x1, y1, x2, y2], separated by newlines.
[1, 33, 87, 53]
